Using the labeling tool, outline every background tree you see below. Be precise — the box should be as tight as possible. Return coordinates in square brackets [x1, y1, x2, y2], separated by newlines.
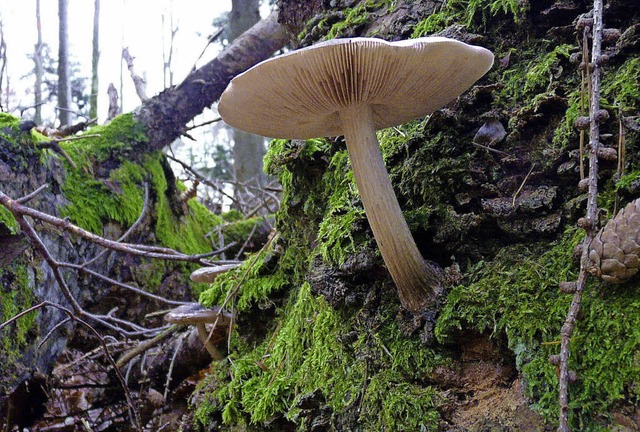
[33, 0, 44, 123]
[227, 0, 266, 211]
[0, 20, 8, 111]
[89, 0, 99, 119]
[57, 0, 70, 126]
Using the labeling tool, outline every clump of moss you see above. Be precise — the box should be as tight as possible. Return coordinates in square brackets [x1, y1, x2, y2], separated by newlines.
[411, 0, 526, 37]
[197, 281, 444, 430]
[0, 259, 37, 393]
[601, 57, 640, 113]
[498, 43, 574, 112]
[0, 206, 19, 234]
[436, 227, 640, 427]
[195, 129, 448, 430]
[315, 150, 369, 265]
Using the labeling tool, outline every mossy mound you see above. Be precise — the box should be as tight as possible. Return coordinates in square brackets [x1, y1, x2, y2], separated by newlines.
[194, 0, 640, 430]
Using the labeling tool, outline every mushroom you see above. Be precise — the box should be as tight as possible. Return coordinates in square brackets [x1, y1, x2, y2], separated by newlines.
[218, 37, 493, 311]
[190, 263, 241, 283]
[165, 303, 233, 359]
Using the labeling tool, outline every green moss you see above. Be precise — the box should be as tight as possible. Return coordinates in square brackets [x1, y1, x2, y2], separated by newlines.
[324, 0, 395, 39]
[0, 206, 19, 234]
[552, 90, 582, 149]
[0, 114, 46, 174]
[360, 370, 440, 431]
[436, 228, 640, 427]
[196, 130, 449, 429]
[60, 160, 146, 234]
[148, 155, 224, 254]
[200, 240, 295, 312]
[315, 150, 369, 265]
[499, 43, 574, 111]
[60, 113, 148, 164]
[411, 0, 525, 37]
[0, 259, 37, 392]
[616, 171, 640, 192]
[198, 282, 444, 430]
[58, 114, 151, 234]
[601, 57, 640, 113]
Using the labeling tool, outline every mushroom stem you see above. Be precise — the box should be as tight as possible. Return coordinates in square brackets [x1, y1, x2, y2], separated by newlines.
[195, 323, 223, 360]
[339, 104, 442, 311]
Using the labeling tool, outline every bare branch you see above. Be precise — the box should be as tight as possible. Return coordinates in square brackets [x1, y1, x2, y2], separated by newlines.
[122, 47, 148, 102]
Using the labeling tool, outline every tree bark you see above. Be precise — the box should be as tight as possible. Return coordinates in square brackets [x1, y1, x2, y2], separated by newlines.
[57, 0, 71, 126]
[134, 10, 290, 152]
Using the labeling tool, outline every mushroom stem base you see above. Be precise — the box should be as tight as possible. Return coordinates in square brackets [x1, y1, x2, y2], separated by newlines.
[196, 323, 223, 360]
[340, 104, 443, 311]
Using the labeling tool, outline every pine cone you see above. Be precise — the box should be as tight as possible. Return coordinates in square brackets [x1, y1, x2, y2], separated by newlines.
[589, 199, 640, 283]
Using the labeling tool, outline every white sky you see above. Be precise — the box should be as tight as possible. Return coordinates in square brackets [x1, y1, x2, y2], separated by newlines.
[0, 0, 249, 123]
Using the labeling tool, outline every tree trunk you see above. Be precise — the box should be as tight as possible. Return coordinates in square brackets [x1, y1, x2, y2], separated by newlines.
[228, 0, 267, 212]
[134, 10, 289, 153]
[89, 0, 100, 120]
[33, 0, 43, 124]
[57, 0, 71, 126]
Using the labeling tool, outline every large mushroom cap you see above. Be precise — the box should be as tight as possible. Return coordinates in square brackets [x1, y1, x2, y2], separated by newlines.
[219, 37, 494, 139]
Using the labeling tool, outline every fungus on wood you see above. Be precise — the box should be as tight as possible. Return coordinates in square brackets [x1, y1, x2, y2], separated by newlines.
[165, 303, 233, 359]
[190, 263, 241, 283]
[219, 37, 493, 311]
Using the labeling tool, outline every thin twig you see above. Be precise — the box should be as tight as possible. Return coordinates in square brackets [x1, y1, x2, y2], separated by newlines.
[557, 3, 604, 430]
[0, 191, 230, 266]
[16, 183, 49, 204]
[116, 325, 179, 369]
[163, 334, 184, 401]
[512, 163, 536, 207]
[1, 301, 142, 431]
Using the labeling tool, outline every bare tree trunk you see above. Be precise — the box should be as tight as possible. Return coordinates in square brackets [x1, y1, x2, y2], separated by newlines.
[107, 82, 120, 120]
[89, 0, 100, 120]
[162, 2, 177, 88]
[33, 0, 44, 124]
[57, 0, 71, 126]
[0, 21, 8, 112]
[228, 0, 267, 212]
[134, 11, 289, 152]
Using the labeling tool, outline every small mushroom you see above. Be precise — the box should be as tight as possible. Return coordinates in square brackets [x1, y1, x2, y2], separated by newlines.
[165, 303, 233, 359]
[190, 263, 241, 283]
[219, 37, 493, 311]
